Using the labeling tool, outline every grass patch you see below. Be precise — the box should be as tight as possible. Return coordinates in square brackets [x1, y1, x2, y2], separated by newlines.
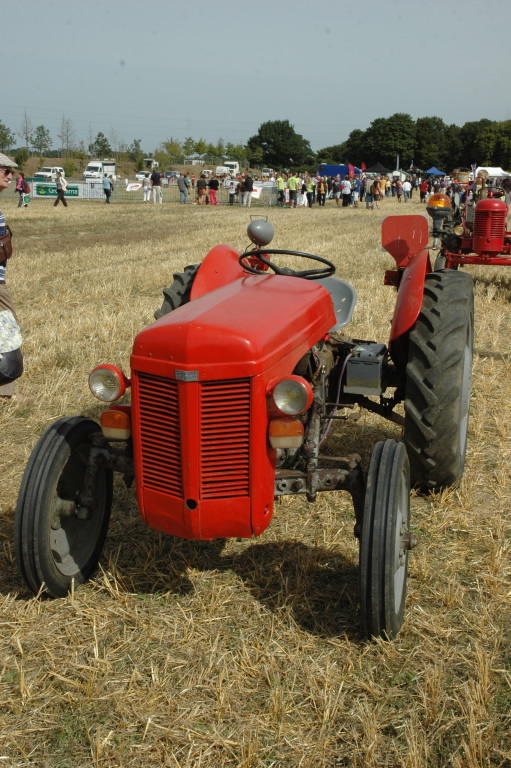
[0, 196, 510, 767]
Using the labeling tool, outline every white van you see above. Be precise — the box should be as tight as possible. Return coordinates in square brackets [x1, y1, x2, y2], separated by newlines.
[33, 166, 65, 182]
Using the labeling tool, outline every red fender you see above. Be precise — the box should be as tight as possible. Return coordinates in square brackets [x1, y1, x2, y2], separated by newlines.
[190, 244, 244, 300]
[382, 215, 431, 369]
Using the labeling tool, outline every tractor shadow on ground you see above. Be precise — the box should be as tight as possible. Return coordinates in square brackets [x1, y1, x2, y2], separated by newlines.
[99, 521, 363, 642]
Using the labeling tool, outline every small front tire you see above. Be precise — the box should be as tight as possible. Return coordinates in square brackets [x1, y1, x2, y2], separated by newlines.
[359, 440, 411, 640]
[15, 416, 113, 597]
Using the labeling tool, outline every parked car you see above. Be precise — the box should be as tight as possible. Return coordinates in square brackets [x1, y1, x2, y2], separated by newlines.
[165, 171, 180, 179]
[135, 171, 150, 181]
[33, 166, 65, 182]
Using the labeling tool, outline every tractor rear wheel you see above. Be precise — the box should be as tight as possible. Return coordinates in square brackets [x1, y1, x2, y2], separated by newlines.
[154, 264, 199, 319]
[404, 270, 473, 491]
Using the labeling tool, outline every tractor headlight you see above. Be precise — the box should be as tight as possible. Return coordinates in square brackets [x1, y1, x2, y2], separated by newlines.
[272, 376, 313, 415]
[89, 365, 129, 402]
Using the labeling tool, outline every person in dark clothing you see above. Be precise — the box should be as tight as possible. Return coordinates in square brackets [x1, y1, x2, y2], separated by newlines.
[150, 169, 162, 204]
[243, 175, 254, 207]
[208, 175, 220, 205]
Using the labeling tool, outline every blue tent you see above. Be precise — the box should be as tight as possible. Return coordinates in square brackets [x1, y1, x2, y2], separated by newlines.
[425, 166, 445, 176]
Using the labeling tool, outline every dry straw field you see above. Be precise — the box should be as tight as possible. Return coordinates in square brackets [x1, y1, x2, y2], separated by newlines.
[0, 193, 510, 767]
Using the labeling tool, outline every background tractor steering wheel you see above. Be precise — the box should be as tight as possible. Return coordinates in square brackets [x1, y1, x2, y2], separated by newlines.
[239, 249, 336, 280]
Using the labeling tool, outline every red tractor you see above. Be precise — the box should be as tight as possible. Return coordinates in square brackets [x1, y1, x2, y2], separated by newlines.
[15, 218, 474, 639]
[426, 184, 511, 270]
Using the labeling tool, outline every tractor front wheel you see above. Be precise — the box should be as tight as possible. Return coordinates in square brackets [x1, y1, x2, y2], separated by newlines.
[15, 416, 113, 597]
[404, 270, 473, 491]
[154, 264, 199, 319]
[359, 439, 411, 640]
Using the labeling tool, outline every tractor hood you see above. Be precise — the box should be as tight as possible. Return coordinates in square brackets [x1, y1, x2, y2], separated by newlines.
[132, 275, 335, 380]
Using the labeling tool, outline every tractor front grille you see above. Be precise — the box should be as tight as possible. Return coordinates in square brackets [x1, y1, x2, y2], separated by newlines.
[200, 379, 251, 498]
[137, 374, 182, 496]
[137, 373, 251, 499]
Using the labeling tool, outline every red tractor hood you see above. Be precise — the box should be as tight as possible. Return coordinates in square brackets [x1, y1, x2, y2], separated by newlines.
[132, 275, 335, 379]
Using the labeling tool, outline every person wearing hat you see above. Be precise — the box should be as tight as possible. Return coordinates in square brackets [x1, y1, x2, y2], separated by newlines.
[0, 153, 22, 397]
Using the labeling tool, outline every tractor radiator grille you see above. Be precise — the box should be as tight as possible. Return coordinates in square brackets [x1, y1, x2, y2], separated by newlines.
[137, 374, 251, 499]
[200, 379, 251, 498]
[138, 373, 182, 496]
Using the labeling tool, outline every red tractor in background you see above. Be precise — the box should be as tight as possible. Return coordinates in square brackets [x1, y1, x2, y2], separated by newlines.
[15, 217, 474, 640]
[425, 176, 511, 271]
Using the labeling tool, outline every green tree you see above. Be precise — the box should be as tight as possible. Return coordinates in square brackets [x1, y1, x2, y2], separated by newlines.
[215, 138, 226, 157]
[14, 147, 30, 170]
[225, 142, 248, 164]
[32, 125, 52, 156]
[89, 132, 112, 157]
[316, 143, 347, 164]
[414, 117, 450, 170]
[493, 121, 511, 169]
[364, 113, 416, 168]
[0, 121, 16, 152]
[162, 137, 183, 163]
[182, 137, 195, 155]
[194, 138, 207, 156]
[444, 124, 463, 169]
[128, 139, 144, 165]
[341, 129, 366, 167]
[458, 119, 495, 167]
[246, 120, 314, 169]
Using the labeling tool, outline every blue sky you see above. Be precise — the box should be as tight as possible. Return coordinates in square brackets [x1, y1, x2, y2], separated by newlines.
[4, 0, 511, 154]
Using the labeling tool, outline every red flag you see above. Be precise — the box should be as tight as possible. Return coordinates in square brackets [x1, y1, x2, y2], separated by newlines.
[348, 163, 354, 178]
[361, 162, 366, 171]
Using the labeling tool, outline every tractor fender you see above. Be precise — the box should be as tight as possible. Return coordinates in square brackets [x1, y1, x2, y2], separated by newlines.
[389, 247, 431, 369]
[190, 244, 244, 300]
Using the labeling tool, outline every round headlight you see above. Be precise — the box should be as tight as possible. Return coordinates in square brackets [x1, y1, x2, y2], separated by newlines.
[89, 365, 128, 402]
[272, 377, 312, 415]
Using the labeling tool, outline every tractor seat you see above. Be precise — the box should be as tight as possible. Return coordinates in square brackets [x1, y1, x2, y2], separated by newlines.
[317, 277, 357, 332]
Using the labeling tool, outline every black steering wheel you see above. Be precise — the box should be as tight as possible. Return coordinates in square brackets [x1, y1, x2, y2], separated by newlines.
[239, 249, 336, 280]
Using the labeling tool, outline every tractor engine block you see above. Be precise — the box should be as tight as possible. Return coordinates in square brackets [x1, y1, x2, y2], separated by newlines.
[473, 198, 508, 255]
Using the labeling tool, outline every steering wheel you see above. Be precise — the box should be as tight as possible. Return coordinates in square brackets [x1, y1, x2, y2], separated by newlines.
[239, 249, 336, 280]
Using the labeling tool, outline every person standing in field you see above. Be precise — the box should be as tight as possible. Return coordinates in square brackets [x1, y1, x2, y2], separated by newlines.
[243, 174, 254, 207]
[177, 173, 189, 204]
[0, 153, 22, 398]
[287, 172, 298, 208]
[150, 168, 162, 204]
[15, 172, 28, 208]
[316, 176, 327, 206]
[228, 180, 236, 206]
[341, 176, 352, 207]
[142, 173, 151, 203]
[208, 175, 220, 206]
[102, 174, 112, 203]
[371, 178, 381, 209]
[196, 174, 207, 205]
[54, 172, 68, 207]
[276, 173, 286, 207]
[352, 176, 361, 207]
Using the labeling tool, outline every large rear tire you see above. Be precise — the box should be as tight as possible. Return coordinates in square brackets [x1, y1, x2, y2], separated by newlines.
[15, 416, 113, 597]
[359, 440, 411, 640]
[404, 270, 473, 491]
[154, 264, 199, 319]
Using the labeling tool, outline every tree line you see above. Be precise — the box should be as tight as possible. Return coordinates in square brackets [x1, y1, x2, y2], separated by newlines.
[1, 112, 510, 172]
